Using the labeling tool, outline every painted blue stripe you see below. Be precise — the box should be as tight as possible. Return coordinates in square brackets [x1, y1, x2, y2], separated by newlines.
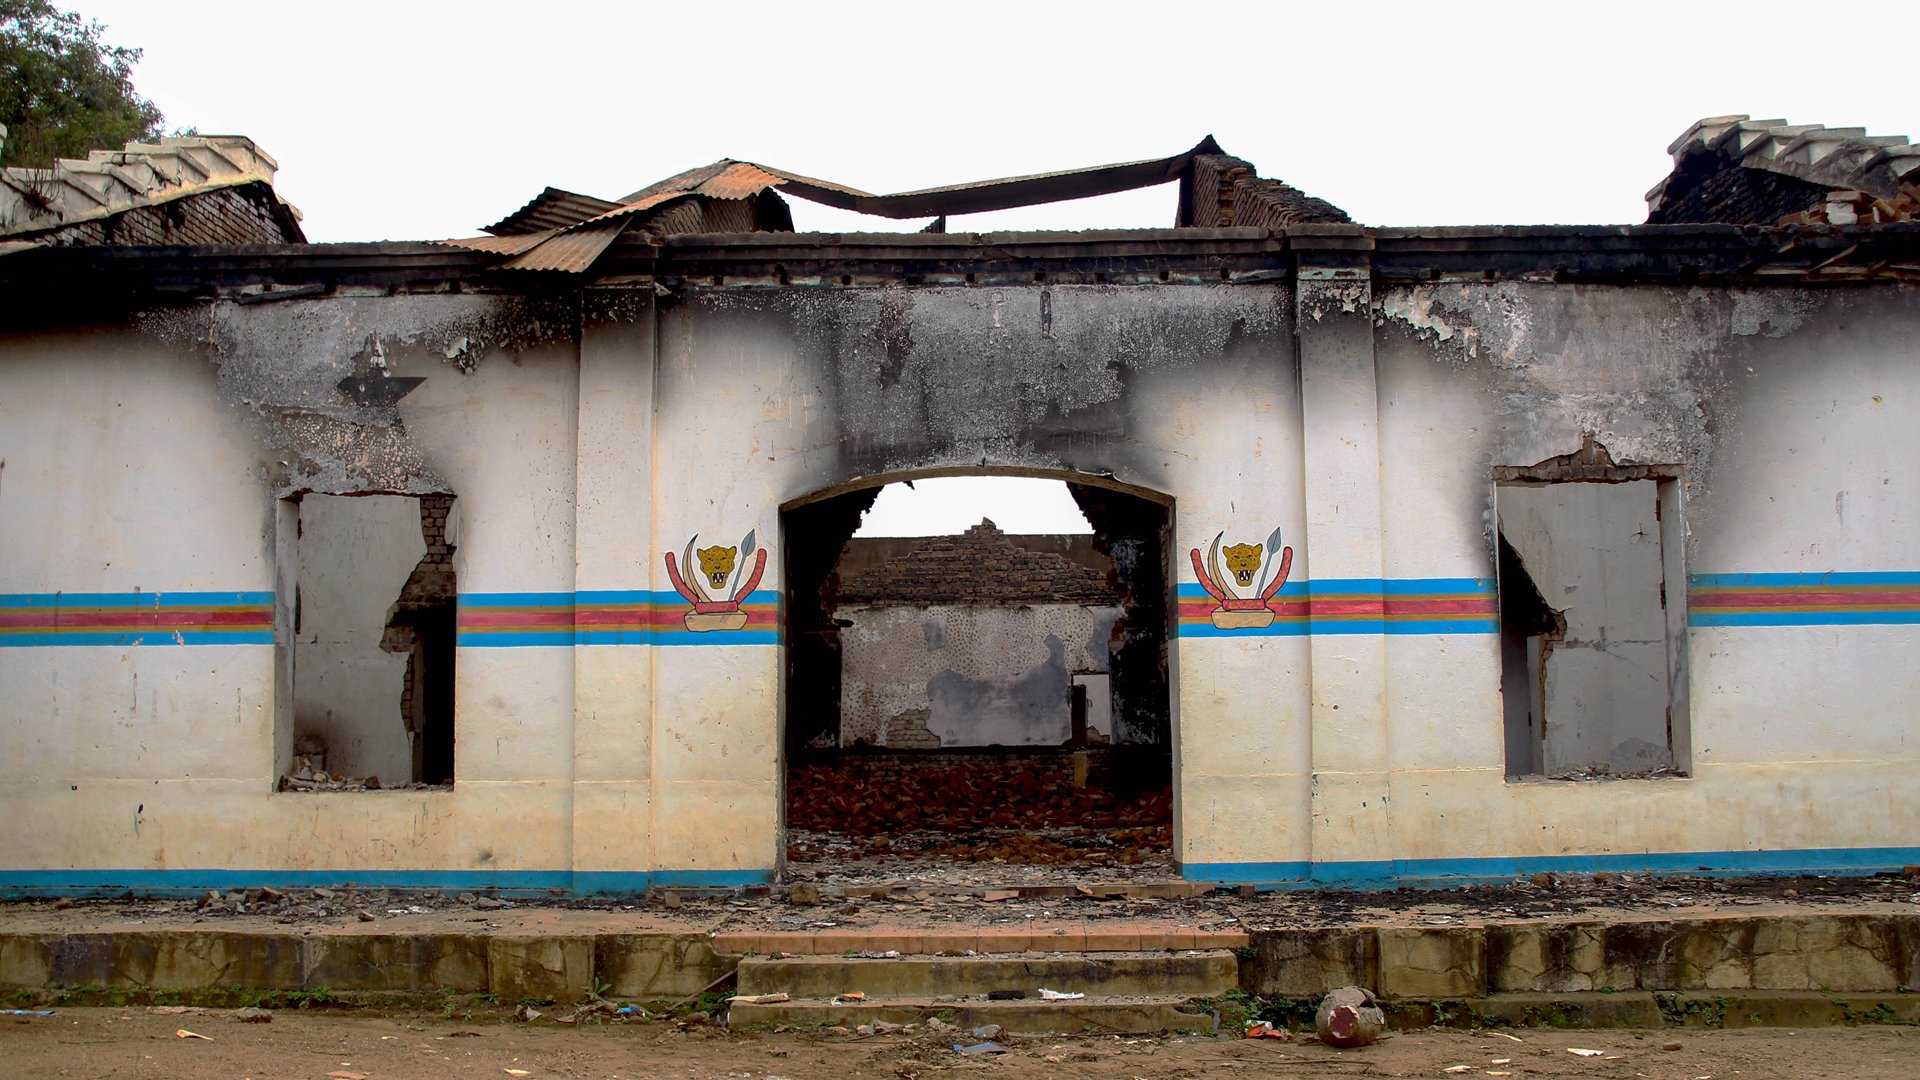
[652, 630, 781, 647]
[0, 867, 774, 897]
[581, 869, 771, 892]
[0, 631, 274, 647]
[458, 632, 578, 647]
[573, 630, 654, 646]
[458, 592, 578, 607]
[1181, 846, 1920, 889]
[574, 590, 655, 604]
[1690, 571, 1920, 588]
[0, 591, 274, 608]
[1691, 611, 1920, 627]
[460, 590, 781, 607]
[1175, 579, 1495, 600]
[1178, 618, 1498, 638]
[1327, 577, 1493, 595]
[458, 630, 782, 647]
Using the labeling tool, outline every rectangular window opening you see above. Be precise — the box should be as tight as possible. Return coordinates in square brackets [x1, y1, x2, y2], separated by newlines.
[1496, 470, 1689, 780]
[281, 492, 457, 791]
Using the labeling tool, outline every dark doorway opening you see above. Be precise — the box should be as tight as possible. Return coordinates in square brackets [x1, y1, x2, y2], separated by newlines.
[781, 477, 1175, 883]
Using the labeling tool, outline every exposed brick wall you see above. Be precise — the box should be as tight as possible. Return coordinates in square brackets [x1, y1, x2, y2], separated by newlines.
[839, 519, 1118, 604]
[1646, 153, 1833, 225]
[383, 494, 458, 732]
[1183, 153, 1351, 228]
[31, 183, 296, 247]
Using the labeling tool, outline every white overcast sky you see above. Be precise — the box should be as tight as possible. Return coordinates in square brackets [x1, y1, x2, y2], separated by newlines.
[66, 0, 1912, 535]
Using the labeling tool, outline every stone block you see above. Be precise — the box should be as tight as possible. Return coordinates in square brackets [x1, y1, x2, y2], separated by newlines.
[302, 933, 487, 993]
[1486, 921, 1630, 993]
[45, 933, 151, 988]
[597, 934, 728, 999]
[1245, 927, 1377, 997]
[0, 934, 53, 988]
[148, 932, 304, 991]
[1377, 927, 1485, 999]
[1469, 991, 1663, 1028]
[488, 935, 593, 1002]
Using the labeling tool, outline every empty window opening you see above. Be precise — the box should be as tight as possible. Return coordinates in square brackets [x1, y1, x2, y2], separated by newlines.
[284, 493, 457, 791]
[1496, 440, 1688, 780]
[783, 477, 1173, 880]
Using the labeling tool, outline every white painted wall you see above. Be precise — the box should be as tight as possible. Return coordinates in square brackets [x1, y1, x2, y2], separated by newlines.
[3, 275, 1917, 890]
[291, 494, 423, 781]
[838, 603, 1120, 747]
[1499, 481, 1672, 775]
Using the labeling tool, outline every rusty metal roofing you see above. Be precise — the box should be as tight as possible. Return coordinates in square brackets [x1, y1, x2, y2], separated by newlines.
[497, 218, 631, 272]
[435, 230, 557, 256]
[483, 187, 624, 236]
[783, 137, 1223, 219]
[455, 136, 1242, 273]
[610, 138, 1225, 220]
[619, 160, 841, 204]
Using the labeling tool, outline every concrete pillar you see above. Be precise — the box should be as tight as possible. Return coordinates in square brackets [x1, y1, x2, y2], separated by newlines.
[1293, 231, 1391, 879]
[571, 288, 657, 891]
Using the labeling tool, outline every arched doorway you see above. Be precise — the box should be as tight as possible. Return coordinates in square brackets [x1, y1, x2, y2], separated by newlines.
[779, 469, 1176, 884]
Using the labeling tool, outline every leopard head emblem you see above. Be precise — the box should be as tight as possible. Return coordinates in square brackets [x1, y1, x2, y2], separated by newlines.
[1222, 543, 1262, 587]
[696, 545, 737, 590]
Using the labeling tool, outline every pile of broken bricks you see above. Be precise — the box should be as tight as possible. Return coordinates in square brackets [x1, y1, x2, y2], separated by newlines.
[787, 755, 1172, 865]
[1778, 183, 1920, 224]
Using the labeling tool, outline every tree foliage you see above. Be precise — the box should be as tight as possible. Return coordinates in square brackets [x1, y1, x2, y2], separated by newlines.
[0, 0, 165, 169]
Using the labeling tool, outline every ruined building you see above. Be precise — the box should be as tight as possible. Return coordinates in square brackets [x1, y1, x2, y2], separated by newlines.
[1, 116, 1917, 892]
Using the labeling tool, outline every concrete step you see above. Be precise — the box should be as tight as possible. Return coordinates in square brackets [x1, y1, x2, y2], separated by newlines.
[728, 995, 1220, 1034]
[735, 949, 1239, 999]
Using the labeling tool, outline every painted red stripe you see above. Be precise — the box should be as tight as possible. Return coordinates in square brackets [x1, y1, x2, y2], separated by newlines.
[1382, 598, 1499, 615]
[1690, 590, 1920, 608]
[458, 611, 577, 628]
[0, 612, 270, 629]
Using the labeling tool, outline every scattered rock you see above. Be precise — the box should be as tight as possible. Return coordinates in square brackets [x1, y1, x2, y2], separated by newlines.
[49, 897, 73, 910]
[1315, 986, 1385, 1048]
[232, 1007, 272, 1023]
[1663, 1040, 1683, 1051]
[659, 890, 683, 910]
[789, 883, 821, 906]
[356, 909, 376, 922]
[473, 895, 507, 910]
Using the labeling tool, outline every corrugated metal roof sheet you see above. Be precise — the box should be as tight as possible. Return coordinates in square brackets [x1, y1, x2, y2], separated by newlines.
[619, 161, 869, 204]
[433, 231, 558, 256]
[463, 137, 1233, 273]
[498, 218, 631, 273]
[483, 187, 624, 236]
[765, 137, 1223, 218]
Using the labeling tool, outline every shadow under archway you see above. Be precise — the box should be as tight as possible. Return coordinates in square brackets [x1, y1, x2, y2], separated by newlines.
[780, 473, 1175, 882]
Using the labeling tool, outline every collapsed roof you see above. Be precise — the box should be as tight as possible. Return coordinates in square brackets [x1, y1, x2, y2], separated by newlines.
[1647, 115, 1920, 225]
[439, 137, 1352, 272]
[0, 132, 305, 252]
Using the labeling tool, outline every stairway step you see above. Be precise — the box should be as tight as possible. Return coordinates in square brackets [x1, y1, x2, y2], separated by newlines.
[735, 949, 1238, 999]
[728, 995, 1220, 1035]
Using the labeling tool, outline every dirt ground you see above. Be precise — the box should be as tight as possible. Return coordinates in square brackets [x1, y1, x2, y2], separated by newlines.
[2, 1006, 1916, 1079]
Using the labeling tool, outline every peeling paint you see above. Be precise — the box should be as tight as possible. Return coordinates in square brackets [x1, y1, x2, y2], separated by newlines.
[132, 294, 575, 495]
[1729, 289, 1818, 338]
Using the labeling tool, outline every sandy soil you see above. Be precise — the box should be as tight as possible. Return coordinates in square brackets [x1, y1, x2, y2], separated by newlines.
[2, 1006, 1916, 1079]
